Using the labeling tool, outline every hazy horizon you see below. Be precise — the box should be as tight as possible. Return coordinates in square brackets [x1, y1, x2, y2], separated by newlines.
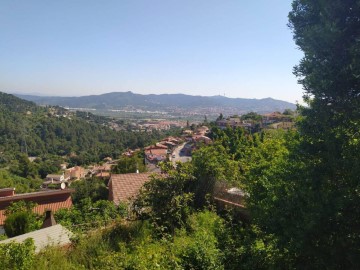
[1, 0, 303, 103]
[8, 89, 296, 103]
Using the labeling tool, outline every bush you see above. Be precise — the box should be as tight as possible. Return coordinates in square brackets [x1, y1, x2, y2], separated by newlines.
[3, 201, 41, 237]
[4, 211, 33, 237]
[0, 238, 35, 270]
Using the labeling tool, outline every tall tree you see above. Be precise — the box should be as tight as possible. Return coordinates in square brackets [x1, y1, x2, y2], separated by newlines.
[269, 1, 360, 267]
[244, 2, 360, 268]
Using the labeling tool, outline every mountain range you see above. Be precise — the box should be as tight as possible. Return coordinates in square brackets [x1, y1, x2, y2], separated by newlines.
[15, 91, 296, 115]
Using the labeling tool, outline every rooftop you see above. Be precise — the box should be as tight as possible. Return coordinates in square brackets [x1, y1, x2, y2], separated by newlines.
[0, 189, 74, 203]
[109, 173, 154, 205]
[0, 224, 73, 253]
[0, 189, 75, 225]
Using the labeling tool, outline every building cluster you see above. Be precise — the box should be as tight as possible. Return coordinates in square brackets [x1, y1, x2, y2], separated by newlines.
[43, 162, 114, 188]
[0, 167, 243, 250]
[216, 112, 295, 131]
[137, 120, 185, 132]
[184, 125, 212, 145]
[144, 137, 182, 165]
[216, 117, 253, 130]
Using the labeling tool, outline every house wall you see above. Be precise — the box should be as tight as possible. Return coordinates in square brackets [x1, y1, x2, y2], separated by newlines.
[0, 192, 73, 226]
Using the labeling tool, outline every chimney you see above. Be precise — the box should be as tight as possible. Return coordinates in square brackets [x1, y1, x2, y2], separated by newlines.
[41, 210, 57, 228]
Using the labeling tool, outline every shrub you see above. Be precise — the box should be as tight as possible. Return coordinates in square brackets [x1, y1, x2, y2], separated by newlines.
[4, 211, 33, 237]
[0, 238, 35, 270]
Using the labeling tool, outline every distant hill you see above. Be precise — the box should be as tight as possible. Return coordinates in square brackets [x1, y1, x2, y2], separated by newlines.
[0, 92, 38, 113]
[16, 91, 296, 115]
[0, 92, 171, 160]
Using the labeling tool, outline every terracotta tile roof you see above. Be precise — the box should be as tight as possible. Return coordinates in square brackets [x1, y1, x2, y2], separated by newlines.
[145, 149, 167, 156]
[0, 189, 74, 225]
[145, 144, 168, 150]
[95, 172, 110, 178]
[108, 173, 154, 205]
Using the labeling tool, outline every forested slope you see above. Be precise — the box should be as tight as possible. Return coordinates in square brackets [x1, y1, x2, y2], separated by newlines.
[0, 92, 171, 165]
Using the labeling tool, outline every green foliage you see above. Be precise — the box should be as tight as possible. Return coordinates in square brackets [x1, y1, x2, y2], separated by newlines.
[70, 177, 108, 204]
[209, 126, 255, 160]
[0, 92, 178, 169]
[174, 211, 225, 270]
[4, 201, 42, 237]
[4, 200, 37, 216]
[258, 1, 360, 267]
[0, 169, 41, 193]
[0, 238, 35, 270]
[112, 154, 147, 174]
[133, 162, 195, 235]
[4, 212, 33, 238]
[55, 198, 127, 231]
[241, 112, 262, 122]
[30, 247, 79, 270]
[282, 109, 294, 116]
[9, 153, 39, 179]
[191, 143, 243, 207]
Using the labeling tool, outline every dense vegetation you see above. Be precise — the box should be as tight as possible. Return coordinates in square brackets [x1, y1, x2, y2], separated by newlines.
[0, 91, 179, 187]
[1, 1, 360, 269]
[0, 92, 174, 161]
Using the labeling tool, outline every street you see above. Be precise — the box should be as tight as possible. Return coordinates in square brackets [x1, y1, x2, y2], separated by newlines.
[170, 142, 192, 164]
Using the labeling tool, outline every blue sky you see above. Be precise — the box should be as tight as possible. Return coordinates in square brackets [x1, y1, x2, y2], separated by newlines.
[0, 0, 303, 103]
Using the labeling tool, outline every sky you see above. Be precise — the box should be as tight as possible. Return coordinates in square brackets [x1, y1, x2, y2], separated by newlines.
[0, 0, 304, 103]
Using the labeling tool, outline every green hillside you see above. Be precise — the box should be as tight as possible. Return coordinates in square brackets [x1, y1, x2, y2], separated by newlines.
[0, 92, 172, 165]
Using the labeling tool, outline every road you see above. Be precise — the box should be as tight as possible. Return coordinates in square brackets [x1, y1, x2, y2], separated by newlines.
[170, 142, 192, 164]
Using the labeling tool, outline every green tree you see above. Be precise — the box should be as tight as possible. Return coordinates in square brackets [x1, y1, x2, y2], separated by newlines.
[4, 212, 33, 237]
[4, 201, 41, 237]
[216, 113, 224, 121]
[10, 153, 38, 179]
[133, 162, 195, 236]
[0, 238, 35, 270]
[204, 115, 208, 124]
[240, 112, 262, 122]
[243, 1, 360, 268]
[282, 108, 294, 116]
[55, 198, 126, 231]
[70, 177, 108, 204]
[287, 1, 360, 267]
[112, 155, 146, 174]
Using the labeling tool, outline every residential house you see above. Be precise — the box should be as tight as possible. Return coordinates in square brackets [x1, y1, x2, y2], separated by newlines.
[0, 188, 74, 234]
[45, 173, 65, 182]
[192, 135, 212, 145]
[144, 145, 168, 164]
[274, 121, 295, 130]
[65, 166, 86, 180]
[91, 163, 113, 175]
[196, 126, 209, 136]
[95, 171, 111, 179]
[108, 173, 153, 205]
[183, 129, 193, 136]
[262, 112, 292, 125]
[123, 149, 135, 157]
[216, 117, 253, 130]
[60, 163, 68, 170]
[160, 137, 180, 150]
